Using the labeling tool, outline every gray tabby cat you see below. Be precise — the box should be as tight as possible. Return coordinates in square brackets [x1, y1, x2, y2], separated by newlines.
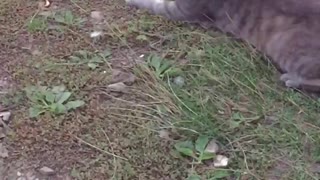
[125, 0, 320, 92]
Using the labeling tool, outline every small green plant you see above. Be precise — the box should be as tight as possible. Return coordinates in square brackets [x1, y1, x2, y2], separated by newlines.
[27, 17, 48, 32]
[54, 10, 85, 27]
[174, 136, 216, 164]
[127, 15, 157, 32]
[24, 85, 85, 118]
[69, 50, 111, 69]
[147, 54, 182, 78]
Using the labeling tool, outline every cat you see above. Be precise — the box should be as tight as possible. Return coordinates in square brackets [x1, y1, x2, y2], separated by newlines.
[125, 0, 320, 92]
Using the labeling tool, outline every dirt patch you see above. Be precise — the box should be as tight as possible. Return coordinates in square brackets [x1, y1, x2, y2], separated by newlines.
[0, 0, 189, 179]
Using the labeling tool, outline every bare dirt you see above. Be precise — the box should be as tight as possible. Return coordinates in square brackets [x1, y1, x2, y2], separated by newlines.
[0, 0, 188, 179]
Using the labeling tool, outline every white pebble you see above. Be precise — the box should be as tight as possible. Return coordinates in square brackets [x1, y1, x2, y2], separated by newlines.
[173, 76, 185, 87]
[213, 155, 229, 167]
[90, 31, 103, 38]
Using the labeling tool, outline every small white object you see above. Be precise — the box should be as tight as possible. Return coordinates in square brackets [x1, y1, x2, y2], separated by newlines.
[158, 130, 170, 139]
[0, 111, 11, 121]
[17, 171, 22, 176]
[103, 71, 107, 74]
[107, 82, 128, 93]
[39, 166, 55, 175]
[44, 0, 51, 7]
[139, 54, 145, 58]
[90, 11, 103, 21]
[90, 31, 103, 38]
[213, 155, 229, 167]
[204, 140, 219, 153]
[173, 76, 185, 87]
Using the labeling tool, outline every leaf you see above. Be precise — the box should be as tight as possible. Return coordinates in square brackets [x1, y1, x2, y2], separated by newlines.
[88, 62, 98, 69]
[90, 56, 103, 63]
[54, 15, 65, 23]
[56, 92, 72, 104]
[101, 49, 112, 58]
[148, 55, 161, 70]
[195, 136, 210, 153]
[174, 141, 195, 158]
[65, 100, 85, 110]
[166, 67, 183, 76]
[64, 10, 74, 24]
[77, 50, 88, 59]
[200, 152, 215, 160]
[136, 34, 148, 41]
[51, 85, 66, 93]
[187, 174, 201, 180]
[51, 103, 67, 114]
[69, 56, 81, 62]
[45, 91, 55, 103]
[29, 106, 44, 118]
[208, 170, 230, 180]
[158, 61, 171, 75]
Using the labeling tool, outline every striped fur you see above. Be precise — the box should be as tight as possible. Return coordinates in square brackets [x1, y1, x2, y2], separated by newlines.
[126, 0, 320, 92]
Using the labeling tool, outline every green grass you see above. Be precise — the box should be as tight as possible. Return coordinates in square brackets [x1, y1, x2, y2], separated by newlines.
[1, 0, 320, 179]
[141, 27, 320, 179]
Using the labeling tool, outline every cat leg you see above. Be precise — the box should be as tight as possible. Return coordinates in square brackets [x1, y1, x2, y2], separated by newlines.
[280, 73, 303, 88]
[126, 0, 204, 21]
[280, 73, 320, 92]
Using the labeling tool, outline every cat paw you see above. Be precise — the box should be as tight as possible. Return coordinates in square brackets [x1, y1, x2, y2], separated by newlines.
[280, 73, 302, 88]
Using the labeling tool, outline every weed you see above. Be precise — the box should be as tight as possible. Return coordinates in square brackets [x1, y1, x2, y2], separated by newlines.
[147, 54, 182, 78]
[174, 136, 216, 164]
[69, 49, 111, 69]
[24, 85, 85, 118]
[27, 17, 48, 33]
[54, 10, 85, 27]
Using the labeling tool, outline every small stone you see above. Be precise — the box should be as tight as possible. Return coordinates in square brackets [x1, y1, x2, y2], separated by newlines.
[213, 155, 229, 167]
[90, 31, 103, 38]
[0, 111, 11, 121]
[205, 140, 219, 153]
[90, 11, 104, 21]
[107, 82, 128, 93]
[39, 166, 55, 175]
[31, 49, 42, 56]
[158, 130, 170, 140]
[173, 76, 185, 87]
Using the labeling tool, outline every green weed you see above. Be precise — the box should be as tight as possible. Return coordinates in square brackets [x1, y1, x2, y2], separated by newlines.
[54, 10, 85, 27]
[27, 17, 48, 32]
[24, 85, 85, 118]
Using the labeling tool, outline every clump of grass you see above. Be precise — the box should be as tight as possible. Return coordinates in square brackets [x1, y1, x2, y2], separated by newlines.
[150, 35, 320, 178]
[27, 17, 48, 32]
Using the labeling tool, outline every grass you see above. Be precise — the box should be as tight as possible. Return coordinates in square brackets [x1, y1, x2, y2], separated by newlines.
[1, 0, 320, 179]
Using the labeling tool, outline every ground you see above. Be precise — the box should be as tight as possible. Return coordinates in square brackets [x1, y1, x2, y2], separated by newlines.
[0, 0, 320, 179]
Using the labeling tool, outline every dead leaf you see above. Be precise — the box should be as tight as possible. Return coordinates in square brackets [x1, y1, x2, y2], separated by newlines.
[107, 82, 128, 93]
